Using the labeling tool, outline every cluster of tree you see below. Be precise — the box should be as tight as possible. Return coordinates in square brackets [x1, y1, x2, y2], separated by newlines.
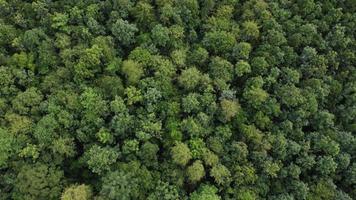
[0, 0, 355, 199]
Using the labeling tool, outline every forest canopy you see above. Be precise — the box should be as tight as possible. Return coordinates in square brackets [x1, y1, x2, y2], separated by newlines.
[0, 0, 355, 199]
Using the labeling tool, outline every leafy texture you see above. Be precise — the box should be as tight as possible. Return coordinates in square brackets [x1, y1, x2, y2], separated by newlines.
[0, 0, 355, 199]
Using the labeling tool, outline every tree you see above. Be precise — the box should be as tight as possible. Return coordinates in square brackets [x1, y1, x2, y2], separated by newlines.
[209, 56, 234, 83]
[122, 139, 140, 155]
[96, 128, 114, 144]
[232, 42, 252, 60]
[85, 145, 119, 175]
[182, 93, 201, 113]
[74, 45, 104, 80]
[235, 60, 251, 77]
[190, 185, 221, 200]
[147, 181, 180, 200]
[251, 56, 269, 74]
[37, 40, 59, 74]
[316, 156, 337, 176]
[151, 24, 170, 47]
[189, 46, 209, 65]
[128, 47, 152, 67]
[265, 29, 287, 46]
[170, 48, 187, 68]
[240, 124, 263, 145]
[233, 164, 257, 186]
[100, 161, 152, 200]
[171, 142, 192, 166]
[61, 184, 93, 200]
[187, 160, 205, 183]
[203, 31, 236, 55]
[19, 144, 40, 160]
[243, 84, 269, 108]
[230, 142, 249, 163]
[112, 0, 133, 18]
[0, 128, 14, 168]
[121, 60, 144, 85]
[178, 67, 203, 90]
[12, 87, 43, 115]
[133, 2, 155, 29]
[34, 114, 59, 144]
[235, 188, 257, 200]
[51, 137, 76, 158]
[13, 164, 64, 200]
[111, 18, 138, 45]
[276, 84, 305, 107]
[95, 75, 124, 98]
[51, 12, 69, 32]
[10, 52, 35, 72]
[100, 170, 138, 200]
[241, 21, 259, 40]
[263, 160, 281, 178]
[125, 86, 143, 105]
[220, 99, 240, 122]
[202, 149, 219, 167]
[139, 142, 159, 167]
[307, 179, 337, 200]
[210, 164, 231, 185]
[80, 87, 108, 123]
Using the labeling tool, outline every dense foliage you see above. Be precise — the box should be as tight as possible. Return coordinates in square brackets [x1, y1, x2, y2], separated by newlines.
[0, 0, 355, 199]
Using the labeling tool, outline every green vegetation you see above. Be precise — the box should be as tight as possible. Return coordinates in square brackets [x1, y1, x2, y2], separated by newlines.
[0, 0, 355, 199]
